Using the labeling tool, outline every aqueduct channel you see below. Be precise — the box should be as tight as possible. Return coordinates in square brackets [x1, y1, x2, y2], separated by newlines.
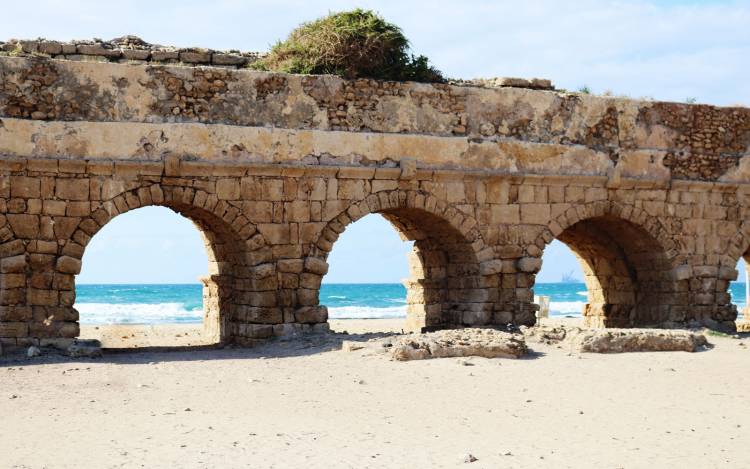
[0, 39, 749, 348]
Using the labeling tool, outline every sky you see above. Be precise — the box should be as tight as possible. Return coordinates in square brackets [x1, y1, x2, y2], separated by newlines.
[6, 0, 746, 284]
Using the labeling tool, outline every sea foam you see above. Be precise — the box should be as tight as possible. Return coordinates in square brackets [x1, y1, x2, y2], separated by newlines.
[76, 302, 203, 325]
[328, 305, 408, 319]
[76, 301, 586, 323]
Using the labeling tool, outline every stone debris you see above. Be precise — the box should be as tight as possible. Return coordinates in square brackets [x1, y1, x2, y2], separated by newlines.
[452, 77, 555, 91]
[0, 36, 263, 69]
[736, 322, 750, 333]
[571, 328, 709, 353]
[66, 340, 102, 358]
[341, 338, 397, 354]
[526, 325, 709, 353]
[522, 325, 569, 344]
[26, 345, 41, 357]
[390, 328, 528, 361]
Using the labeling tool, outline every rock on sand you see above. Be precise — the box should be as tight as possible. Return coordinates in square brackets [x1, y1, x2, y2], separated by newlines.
[390, 328, 528, 361]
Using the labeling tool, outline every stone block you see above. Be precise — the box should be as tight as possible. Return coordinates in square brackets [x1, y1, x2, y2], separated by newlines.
[520, 204, 551, 225]
[56, 179, 90, 201]
[216, 179, 240, 200]
[7, 214, 39, 238]
[479, 259, 503, 275]
[0, 306, 32, 321]
[285, 201, 310, 222]
[59, 160, 87, 174]
[212, 53, 246, 65]
[718, 266, 738, 281]
[517, 257, 542, 273]
[693, 266, 718, 278]
[1, 254, 26, 273]
[179, 50, 211, 63]
[122, 49, 151, 60]
[10, 176, 41, 198]
[490, 205, 519, 224]
[278, 259, 304, 273]
[297, 288, 319, 306]
[672, 265, 692, 281]
[294, 306, 328, 323]
[338, 180, 367, 200]
[304, 257, 329, 275]
[77, 44, 122, 57]
[56, 256, 82, 274]
[151, 50, 179, 61]
[257, 224, 290, 245]
[0, 322, 28, 338]
[26, 289, 58, 306]
[236, 306, 283, 324]
[391, 328, 528, 361]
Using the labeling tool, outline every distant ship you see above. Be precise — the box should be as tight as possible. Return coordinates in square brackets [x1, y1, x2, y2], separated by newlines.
[561, 270, 579, 282]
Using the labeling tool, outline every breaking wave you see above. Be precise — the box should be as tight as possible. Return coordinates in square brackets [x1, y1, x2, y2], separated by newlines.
[328, 305, 408, 319]
[76, 302, 203, 325]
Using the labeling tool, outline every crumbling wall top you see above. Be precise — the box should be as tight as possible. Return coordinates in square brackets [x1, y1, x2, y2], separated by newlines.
[0, 36, 264, 68]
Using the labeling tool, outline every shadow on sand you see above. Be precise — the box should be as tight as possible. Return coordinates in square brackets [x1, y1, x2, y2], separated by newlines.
[0, 331, 403, 366]
[1, 328, 547, 366]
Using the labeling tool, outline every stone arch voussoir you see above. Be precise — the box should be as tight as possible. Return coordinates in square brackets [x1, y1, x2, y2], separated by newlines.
[69, 182, 268, 261]
[533, 201, 680, 266]
[311, 189, 486, 262]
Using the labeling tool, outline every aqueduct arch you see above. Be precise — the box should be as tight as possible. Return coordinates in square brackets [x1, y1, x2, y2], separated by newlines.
[70, 182, 257, 343]
[309, 190, 490, 331]
[0, 38, 749, 349]
[527, 202, 684, 327]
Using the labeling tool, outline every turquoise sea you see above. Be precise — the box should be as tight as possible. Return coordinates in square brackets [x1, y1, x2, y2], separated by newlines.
[74, 282, 749, 325]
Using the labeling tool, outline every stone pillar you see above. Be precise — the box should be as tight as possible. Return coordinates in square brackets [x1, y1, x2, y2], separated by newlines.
[743, 262, 750, 321]
[199, 274, 230, 343]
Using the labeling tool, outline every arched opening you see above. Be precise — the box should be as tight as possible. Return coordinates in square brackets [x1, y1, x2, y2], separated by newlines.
[534, 214, 680, 328]
[535, 240, 588, 322]
[314, 196, 491, 333]
[322, 214, 413, 333]
[73, 198, 244, 347]
[732, 256, 748, 327]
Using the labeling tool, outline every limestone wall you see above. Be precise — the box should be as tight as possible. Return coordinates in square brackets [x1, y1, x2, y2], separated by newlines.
[0, 51, 749, 348]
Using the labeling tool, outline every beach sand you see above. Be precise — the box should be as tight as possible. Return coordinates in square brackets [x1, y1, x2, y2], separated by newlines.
[2, 318, 749, 468]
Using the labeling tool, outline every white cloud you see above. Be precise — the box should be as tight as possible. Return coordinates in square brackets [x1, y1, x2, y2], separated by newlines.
[1, 0, 747, 104]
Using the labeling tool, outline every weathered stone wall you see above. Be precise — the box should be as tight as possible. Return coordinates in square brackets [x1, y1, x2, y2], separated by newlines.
[0, 36, 262, 68]
[0, 49, 748, 348]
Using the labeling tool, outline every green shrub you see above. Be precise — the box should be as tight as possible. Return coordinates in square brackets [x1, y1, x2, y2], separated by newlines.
[251, 9, 443, 82]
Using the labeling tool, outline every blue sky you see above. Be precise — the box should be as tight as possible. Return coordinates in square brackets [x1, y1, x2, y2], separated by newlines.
[5, 1, 746, 284]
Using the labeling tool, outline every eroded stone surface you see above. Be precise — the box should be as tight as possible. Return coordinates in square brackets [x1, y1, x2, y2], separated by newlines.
[524, 325, 709, 353]
[390, 328, 528, 361]
[572, 328, 709, 353]
[66, 339, 102, 358]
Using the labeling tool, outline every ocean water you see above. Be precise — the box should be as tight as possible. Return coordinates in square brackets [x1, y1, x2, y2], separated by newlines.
[75, 282, 750, 325]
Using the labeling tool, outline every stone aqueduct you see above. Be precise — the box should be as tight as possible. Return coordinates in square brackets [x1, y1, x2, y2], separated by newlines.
[0, 40, 749, 348]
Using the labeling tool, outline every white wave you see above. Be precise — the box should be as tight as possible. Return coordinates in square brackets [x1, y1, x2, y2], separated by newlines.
[576, 291, 588, 297]
[328, 305, 407, 319]
[327, 295, 347, 299]
[76, 302, 202, 325]
[549, 301, 585, 316]
[385, 298, 407, 304]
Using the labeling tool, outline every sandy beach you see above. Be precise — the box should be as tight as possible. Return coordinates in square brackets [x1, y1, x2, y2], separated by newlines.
[1, 318, 748, 468]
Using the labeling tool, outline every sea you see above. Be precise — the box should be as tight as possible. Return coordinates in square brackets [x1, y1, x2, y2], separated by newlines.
[74, 282, 750, 325]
